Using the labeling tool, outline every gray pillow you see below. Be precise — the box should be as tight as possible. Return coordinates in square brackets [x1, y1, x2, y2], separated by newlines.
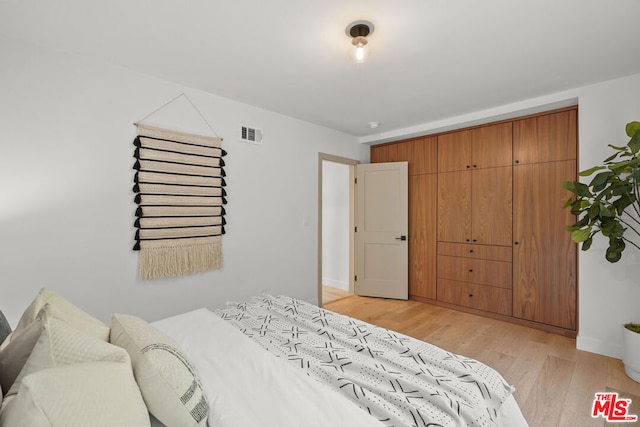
[0, 311, 11, 346]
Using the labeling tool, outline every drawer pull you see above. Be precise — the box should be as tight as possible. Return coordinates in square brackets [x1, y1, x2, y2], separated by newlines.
[469, 269, 473, 272]
[469, 294, 473, 298]
[469, 249, 474, 253]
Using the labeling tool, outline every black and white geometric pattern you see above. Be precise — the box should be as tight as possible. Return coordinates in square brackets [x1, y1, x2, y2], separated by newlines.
[217, 295, 515, 427]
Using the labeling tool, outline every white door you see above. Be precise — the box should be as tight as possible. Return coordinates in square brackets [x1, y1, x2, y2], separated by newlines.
[355, 162, 408, 299]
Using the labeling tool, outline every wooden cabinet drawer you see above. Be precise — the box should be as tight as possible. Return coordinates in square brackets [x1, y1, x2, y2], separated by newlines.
[437, 255, 512, 289]
[438, 279, 513, 316]
[437, 242, 512, 262]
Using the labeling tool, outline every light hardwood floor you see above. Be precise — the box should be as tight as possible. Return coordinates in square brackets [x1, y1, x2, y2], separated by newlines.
[324, 296, 640, 427]
[321, 285, 352, 304]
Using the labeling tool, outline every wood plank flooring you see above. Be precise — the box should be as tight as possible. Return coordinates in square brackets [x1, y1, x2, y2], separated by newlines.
[321, 285, 351, 304]
[324, 296, 640, 427]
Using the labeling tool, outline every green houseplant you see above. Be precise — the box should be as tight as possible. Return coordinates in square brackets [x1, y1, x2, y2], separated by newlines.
[563, 121, 640, 263]
[563, 120, 640, 382]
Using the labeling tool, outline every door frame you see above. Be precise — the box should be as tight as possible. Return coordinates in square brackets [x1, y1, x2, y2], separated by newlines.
[317, 153, 359, 306]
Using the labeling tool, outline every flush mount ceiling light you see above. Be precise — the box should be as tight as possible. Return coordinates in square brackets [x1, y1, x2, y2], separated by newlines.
[346, 20, 374, 63]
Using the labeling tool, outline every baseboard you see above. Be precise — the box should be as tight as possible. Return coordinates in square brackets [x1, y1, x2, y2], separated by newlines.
[577, 335, 622, 359]
[322, 278, 349, 291]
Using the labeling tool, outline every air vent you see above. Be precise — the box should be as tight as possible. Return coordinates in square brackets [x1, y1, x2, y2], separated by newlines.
[241, 126, 263, 144]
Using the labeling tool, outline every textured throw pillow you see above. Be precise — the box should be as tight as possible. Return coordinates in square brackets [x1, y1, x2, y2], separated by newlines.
[110, 314, 208, 427]
[12, 288, 109, 341]
[0, 362, 151, 427]
[0, 308, 49, 394]
[0, 311, 11, 347]
[6, 313, 131, 397]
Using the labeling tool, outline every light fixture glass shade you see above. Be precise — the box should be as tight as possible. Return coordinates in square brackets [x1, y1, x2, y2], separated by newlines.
[350, 36, 369, 63]
[346, 21, 374, 64]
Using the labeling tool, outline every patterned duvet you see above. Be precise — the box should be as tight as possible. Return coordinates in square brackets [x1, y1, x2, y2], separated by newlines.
[217, 295, 515, 427]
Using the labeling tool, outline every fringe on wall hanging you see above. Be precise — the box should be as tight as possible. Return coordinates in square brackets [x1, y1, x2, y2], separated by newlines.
[133, 123, 227, 280]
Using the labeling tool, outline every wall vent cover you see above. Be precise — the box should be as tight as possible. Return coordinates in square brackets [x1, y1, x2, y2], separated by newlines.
[241, 126, 263, 144]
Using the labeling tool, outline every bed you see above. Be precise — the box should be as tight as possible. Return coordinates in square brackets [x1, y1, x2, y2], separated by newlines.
[0, 289, 528, 427]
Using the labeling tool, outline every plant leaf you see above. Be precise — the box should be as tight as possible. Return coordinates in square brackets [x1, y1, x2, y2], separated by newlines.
[571, 228, 591, 243]
[629, 128, 640, 154]
[579, 166, 606, 177]
[626, 121, 640, 138]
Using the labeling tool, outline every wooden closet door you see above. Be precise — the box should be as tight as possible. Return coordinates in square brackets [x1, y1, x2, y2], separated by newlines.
[370, 143, 398, 163]
[410, 137, 437, 175]
[438, 130, 472, 172]
[409, 174, 437, 299]
[437, 170, 471, 243]
[472, 122, 513, 169]
[513, 160, 577, 330]
[471, 166, 512, 246]
[513, 109, 577, 165]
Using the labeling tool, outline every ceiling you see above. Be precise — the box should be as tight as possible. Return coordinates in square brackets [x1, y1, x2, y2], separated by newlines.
[2, 0, 640, 141]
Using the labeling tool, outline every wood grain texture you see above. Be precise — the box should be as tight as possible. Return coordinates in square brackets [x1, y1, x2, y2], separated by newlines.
[437, 278, 513, 315]
[370, 136, 436, 176]
[409, 174, 437, 299]
[513, 160, 577, 330]
[322, 285, 352, 304]
[437, 129, 473, 172]
[472, 122, 513, 169]
[437, 242, 512, 262]
[437, 170, 472, 243]
[370, 143, 398, 163]
[437, 255, 512, 288]
[323, 296, 639, 427]
[513, 108, 577, 165]
[471, 166, 513, 246]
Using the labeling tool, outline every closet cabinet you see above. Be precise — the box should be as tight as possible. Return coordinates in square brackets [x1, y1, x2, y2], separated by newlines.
[436, 122, 513, 320]
[438, 122, 513, 172]
[370, 107, 578, 337]
[512, 110, 577, 331]
[437, 122, 512, 246]
[437, 166, 512, 246]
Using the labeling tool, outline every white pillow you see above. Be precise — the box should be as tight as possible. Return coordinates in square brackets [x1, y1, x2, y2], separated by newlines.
[0, 308, 49, 394]
[110, 314, 208, 427]
[0, 362, 151, 427]
[6, 311, 131, 397]
[12, 288, 109, 341]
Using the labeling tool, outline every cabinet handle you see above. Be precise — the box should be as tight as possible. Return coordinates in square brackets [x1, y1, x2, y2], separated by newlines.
[515, 160, 520, 164]
[469, 249, 474, 253]
[514, 242, 519, 245]
[469, 294, 473, 298]
[466, 165, 471, 169]
[473, 164, 478, 168]
[472, 239, 477, 242]
[469, 269, 473, 272]
[466, 239, 470, 242]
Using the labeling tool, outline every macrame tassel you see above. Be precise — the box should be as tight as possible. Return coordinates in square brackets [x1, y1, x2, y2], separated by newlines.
[138, 241, 223, 280]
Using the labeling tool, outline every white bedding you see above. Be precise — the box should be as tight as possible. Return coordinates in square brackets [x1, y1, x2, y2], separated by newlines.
[152, 303, 528, 427]
[153, 308, 385, 427]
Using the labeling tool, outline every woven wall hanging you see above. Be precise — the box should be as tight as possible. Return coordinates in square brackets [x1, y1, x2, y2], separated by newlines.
[133, 123, 226, 279]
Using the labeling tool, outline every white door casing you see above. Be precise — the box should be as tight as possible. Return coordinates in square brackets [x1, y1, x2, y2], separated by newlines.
[355, 162, 408, 300]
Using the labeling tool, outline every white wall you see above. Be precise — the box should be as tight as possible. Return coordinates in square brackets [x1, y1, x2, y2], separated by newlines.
[0, 35, 363, 326]
[321, 161, 350, 291]
[574, 74, 640, 358]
